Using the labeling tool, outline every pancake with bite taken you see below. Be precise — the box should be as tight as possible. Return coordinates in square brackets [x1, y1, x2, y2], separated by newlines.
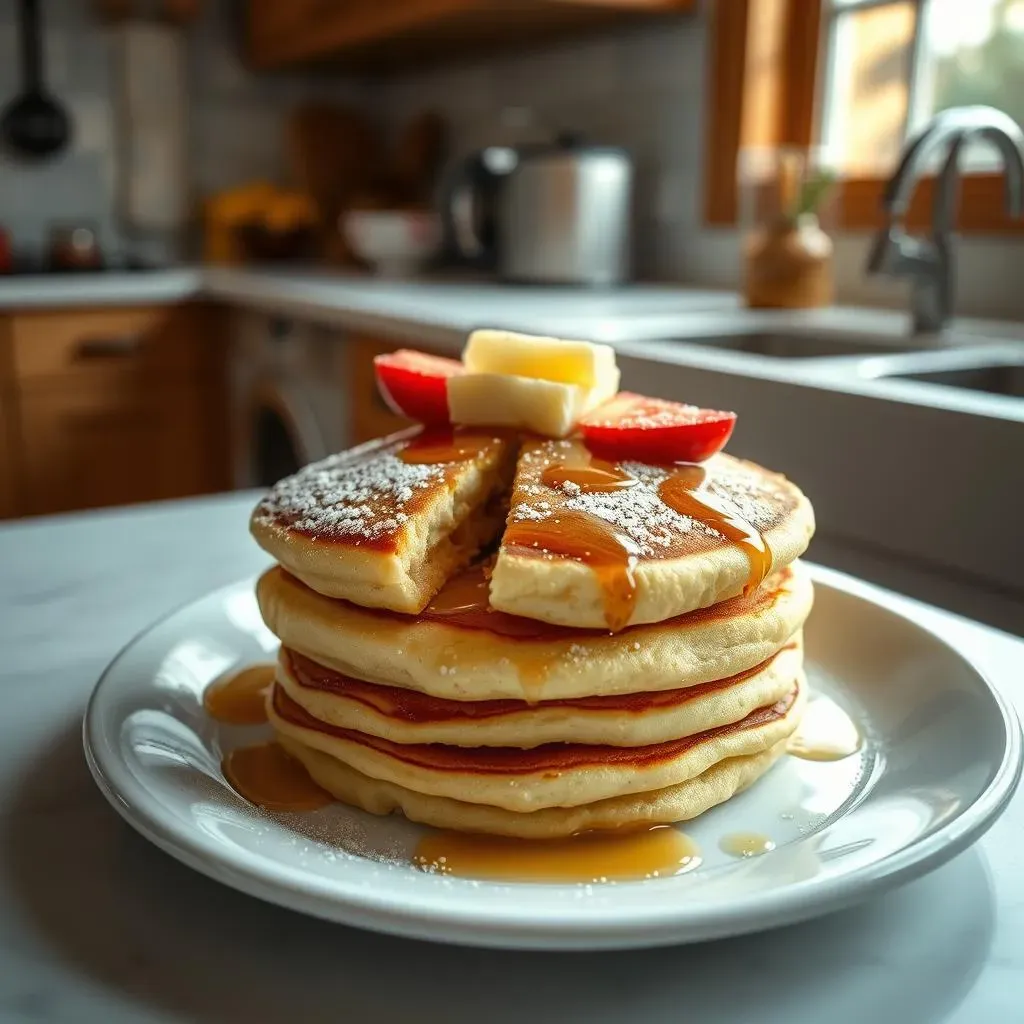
[249, 427, 516, 613]
[489, 437, 815, 631]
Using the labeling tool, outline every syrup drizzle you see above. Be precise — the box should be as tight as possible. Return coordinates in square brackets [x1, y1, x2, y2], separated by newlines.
[203, 664, 275, 725]
[719, 832, 776, 858]
[222, 741, 334, 812]
[521, 445, 772, 631]
[787, 697, 862, 761]
[413, 825, 702, 883]
[657, 465, 772, 595]
[541, 461, 637, 493]
[398, 428, 498, 465]
[503, 510, 642, 633]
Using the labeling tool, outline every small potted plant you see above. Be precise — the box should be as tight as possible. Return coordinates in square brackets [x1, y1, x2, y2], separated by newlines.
[743, 153, 836, 309]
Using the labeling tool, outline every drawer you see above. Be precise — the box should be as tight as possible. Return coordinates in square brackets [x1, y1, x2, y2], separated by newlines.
[10, 306, 205, 386]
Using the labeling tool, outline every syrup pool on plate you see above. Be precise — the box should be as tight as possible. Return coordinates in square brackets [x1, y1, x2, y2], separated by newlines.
[203, 663, 275, 725]
[222, 741, 334, 812]
[413, 826, 702, 884]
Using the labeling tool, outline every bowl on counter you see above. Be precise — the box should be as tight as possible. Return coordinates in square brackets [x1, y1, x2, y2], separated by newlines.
[236, 222, 317, 264]
[342, 209, 442, 277]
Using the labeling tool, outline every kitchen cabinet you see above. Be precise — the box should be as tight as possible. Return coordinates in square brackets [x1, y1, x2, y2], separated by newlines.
[347, 335, 415, 444]
[247, 0, 695, 71]
[16, 380, 214, 516]
[0, 399, 16, 520]
[2, 304, 229, 518]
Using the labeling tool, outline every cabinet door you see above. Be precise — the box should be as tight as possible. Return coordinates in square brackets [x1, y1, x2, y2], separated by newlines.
[347, 336, 416, 445]
[0, 396, 17, 519]
[17, 380, 212, 516]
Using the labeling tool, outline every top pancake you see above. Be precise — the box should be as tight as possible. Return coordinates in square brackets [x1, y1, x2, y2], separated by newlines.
[489, 437, 815, 630]
[249, 428, 516, 613]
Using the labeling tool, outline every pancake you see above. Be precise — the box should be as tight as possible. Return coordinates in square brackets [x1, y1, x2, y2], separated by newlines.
[256, 560, 813, 702]
[489, 437, 815, 630]
[279, 736, 790, 839]
[276, 639, 803, 748]
[249, 427, 517, 613]
[267, 676, 805, 811]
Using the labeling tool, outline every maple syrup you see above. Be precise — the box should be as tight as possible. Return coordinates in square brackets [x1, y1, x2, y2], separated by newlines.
[787, 697, 862, 761]
[423, 562, 492, 617]
[222, 741, 334, 811]
[503, 510, 642, 632]
[413, 825, 701, 883]
[658, 465, 772, 594]
[541, 462, 637, 493]
[719, 832, 776, 858]
[398, 429, 496, 465]
[203, 664, 275, 725]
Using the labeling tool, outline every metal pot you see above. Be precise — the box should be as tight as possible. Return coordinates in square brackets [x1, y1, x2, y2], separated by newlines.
[444, 134, 633, 286]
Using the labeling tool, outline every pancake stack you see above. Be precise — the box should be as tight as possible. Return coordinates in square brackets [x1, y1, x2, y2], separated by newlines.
[249, 414, 816, 838]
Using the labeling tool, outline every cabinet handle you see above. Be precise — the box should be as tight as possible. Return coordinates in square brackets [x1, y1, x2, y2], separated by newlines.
[74, 335, 144, 360]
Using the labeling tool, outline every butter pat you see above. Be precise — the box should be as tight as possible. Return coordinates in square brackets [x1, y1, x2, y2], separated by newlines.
[463, 330, 620, 390]
[448, 372, 615, 438]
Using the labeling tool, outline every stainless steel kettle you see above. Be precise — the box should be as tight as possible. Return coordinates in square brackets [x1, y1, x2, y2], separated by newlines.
[443, 134, 632, 286]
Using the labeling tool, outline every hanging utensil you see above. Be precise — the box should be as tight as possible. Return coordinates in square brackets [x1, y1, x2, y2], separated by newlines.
[1, 0, 71, 161]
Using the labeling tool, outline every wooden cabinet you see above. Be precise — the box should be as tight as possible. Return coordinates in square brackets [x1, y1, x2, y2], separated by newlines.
[247, 0, 694, 71]
[2, 304, 228, 519]
[16, 378, 215, 517]
[347, 335, 415, 445]
[0, 398, 16, 520]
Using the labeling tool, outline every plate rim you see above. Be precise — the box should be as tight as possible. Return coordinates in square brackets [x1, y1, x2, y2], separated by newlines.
[82, 563, 1024, 950]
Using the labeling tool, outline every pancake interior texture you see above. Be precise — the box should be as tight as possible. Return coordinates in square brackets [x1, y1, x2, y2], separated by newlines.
[249, 427, 517, 613]
[275, 639, 804, 748]
[267, 676, 806, 812]
[256, 560, 813, 702]
[490, 438, 816, 631]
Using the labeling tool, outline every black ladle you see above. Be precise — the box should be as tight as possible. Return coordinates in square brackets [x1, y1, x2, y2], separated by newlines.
[1, 0, 70, 161]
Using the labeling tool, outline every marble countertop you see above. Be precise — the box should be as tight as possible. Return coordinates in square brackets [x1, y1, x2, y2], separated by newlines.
[0, 492, 1022, 1023]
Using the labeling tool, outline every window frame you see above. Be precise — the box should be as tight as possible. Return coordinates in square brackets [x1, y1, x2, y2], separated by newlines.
[704, 0, 1021, 233]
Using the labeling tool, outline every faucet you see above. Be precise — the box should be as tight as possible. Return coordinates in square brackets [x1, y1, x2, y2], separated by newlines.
[865, 105, 1024, 335]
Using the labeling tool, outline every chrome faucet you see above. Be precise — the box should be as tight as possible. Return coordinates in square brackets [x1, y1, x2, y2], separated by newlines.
[866, 105, 1024, 335]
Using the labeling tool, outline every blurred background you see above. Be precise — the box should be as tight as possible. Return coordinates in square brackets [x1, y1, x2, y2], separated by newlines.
[0, 0, 1021, 632]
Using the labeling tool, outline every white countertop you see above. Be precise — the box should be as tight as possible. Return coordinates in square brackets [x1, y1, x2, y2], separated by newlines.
[0, 492, 1022, 1023]
[1, 265, 1021, 620]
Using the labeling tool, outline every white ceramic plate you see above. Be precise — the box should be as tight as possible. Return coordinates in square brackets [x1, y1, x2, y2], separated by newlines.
[83, 564, 1021, 951]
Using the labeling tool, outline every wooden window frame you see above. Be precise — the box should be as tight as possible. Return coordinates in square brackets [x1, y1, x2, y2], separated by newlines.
[704, 0, 1021, 234]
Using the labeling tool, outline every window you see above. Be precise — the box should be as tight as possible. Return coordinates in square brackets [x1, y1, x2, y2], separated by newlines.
[706, 0, 1024, 232]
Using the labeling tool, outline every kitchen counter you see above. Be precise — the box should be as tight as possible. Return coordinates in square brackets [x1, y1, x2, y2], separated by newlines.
[1, 265, 1021, 629]
[0, 492, 1022, 1023]
[0, 269, 204, 310]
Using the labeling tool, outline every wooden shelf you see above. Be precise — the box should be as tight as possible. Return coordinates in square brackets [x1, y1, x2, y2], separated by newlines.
[247, 0, 695, 72]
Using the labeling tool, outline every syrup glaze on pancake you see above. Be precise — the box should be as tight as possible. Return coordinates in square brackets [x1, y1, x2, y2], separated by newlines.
[393, 560, 794, 640]
[270, 683, 798, 775]
[250, 427, 510, 554]
[284, 646, 794, 723]
[503, 438, 792, 630]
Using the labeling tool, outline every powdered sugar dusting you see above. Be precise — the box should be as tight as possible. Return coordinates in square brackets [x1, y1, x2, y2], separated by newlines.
[253, 436, 446, 544]
[509, 440, 794, 559]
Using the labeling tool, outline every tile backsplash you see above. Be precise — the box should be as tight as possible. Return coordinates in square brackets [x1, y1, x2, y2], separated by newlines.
[0, 0, 363, 263]
[370, 12, 708, 280]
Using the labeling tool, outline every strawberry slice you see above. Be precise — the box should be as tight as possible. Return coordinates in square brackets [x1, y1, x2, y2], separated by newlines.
[579, 392, 737, 464]
[374, 349, 464, 425]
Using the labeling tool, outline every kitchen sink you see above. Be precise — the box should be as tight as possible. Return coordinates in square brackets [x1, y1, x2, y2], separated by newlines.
[664, 330, 918, 359]
[886, 361, 1024, 398]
